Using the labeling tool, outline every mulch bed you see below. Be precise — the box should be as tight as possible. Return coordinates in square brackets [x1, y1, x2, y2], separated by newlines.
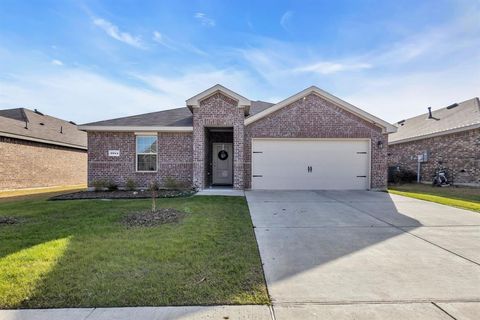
[0, 216, 21, 225]
[49, 189, 196, 200]
[122, 208, 186, 228]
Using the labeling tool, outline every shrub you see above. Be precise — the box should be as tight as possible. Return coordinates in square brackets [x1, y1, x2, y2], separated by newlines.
[125, 179, 137, 191]
[92, 179, 108, 192]
[107, 180, 118, 191]
[164, 176, 188, 190]
[392, 168, 417, 184]
[163, 177, 181, 190]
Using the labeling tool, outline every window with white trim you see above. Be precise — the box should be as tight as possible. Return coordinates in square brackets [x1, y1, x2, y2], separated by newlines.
[136, 135, 157, 171]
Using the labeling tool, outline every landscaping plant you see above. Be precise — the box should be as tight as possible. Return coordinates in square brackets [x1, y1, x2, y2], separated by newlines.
[125, 179, 137, 191]
[149, 180, 160, 212]
[107, 180, 118, 191]
[92, 179, 108, 192]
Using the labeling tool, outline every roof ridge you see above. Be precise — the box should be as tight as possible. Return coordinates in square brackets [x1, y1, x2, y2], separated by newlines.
[0, 107, 28, 122]
[22, 108, 80, 126]
[20, 108, 29, 123]
[432, 97, 478, 112]
[395, 97, 479, 124]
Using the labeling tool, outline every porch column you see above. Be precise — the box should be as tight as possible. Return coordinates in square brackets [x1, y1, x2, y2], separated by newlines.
[233, 116, 244, 190]
[192, 122, 205, 190]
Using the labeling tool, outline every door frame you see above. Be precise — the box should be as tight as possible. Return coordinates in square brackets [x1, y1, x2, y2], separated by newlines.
[212, 142, 234, 185]
[251, 138, 372, 190]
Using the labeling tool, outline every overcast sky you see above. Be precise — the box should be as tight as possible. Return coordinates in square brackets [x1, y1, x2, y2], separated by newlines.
[0, 0, 479, 124]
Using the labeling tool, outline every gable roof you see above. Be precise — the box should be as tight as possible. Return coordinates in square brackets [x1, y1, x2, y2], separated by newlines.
[186, 84, 251, 115]
[79, 100, 274, 131]
[388, 97, 480, 144]
[0, 108, 87, 149]
[244, 86, 397, 133]
[249, 100, 275, 115]
[79, 85, 395, 133]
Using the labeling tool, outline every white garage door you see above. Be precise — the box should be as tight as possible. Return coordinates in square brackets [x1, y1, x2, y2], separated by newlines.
[252, 139, 370, 190]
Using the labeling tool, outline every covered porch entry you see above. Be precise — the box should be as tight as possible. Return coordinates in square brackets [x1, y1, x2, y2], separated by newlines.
[205, 127, 234, 188]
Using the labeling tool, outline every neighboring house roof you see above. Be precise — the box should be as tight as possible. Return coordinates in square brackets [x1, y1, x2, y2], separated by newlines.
[0, 108, 87, 149]
[79, 85, 396, 133]
[389, 97, 480, 144]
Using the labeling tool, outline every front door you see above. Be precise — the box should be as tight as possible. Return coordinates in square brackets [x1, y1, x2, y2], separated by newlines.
[212, 143, 233, 185]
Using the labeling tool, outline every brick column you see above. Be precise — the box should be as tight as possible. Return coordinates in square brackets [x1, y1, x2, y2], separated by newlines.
[192, 110, 205, 189]
[233, 115, 244, 190]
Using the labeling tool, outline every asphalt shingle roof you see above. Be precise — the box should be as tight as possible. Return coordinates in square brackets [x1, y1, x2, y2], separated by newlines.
[0, 108, 87, 149]
[82, 107, 193, 127]
[388, 97, 480, 143]
[81, 100, 276, 127]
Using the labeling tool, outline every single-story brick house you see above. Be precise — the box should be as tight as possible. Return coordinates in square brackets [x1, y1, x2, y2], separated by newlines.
[79, 85, 396, 190]
[0, 108, 87, 190]
[388, 98, 480, 186]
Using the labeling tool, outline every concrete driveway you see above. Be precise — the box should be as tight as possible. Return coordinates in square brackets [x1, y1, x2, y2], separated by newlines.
[246, 190, 480, 319]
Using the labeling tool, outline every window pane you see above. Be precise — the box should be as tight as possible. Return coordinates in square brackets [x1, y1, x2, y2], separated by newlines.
[137, 154, 157, 171]
[136, 136, 157, 153]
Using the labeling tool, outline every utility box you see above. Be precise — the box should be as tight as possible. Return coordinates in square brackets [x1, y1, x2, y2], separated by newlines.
[417, 151, 428, 163]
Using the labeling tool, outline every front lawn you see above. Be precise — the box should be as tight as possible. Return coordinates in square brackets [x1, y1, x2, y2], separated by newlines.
[389, 183, 480, 212]
[0, 195, 269, 308]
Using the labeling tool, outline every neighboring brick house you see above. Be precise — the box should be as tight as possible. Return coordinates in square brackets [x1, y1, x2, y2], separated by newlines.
[388, 98, 480, 186]
[80, 85, 396, 191]
[0, 108, 87, 190]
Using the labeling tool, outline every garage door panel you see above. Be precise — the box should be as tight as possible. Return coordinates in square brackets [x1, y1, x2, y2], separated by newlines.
[252, 139, 369, 190]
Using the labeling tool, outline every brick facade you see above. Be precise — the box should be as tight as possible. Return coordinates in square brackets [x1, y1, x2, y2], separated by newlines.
[0, 136, 87, 190]
[388, 128, 480, 185]
[86, 91, 390, 190]
[244, 93, 388, 189]
[88, 131, 193, 188]
[192, 92, 245, 189]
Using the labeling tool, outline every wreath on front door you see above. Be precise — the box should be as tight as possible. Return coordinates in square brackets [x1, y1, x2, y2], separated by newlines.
[218, 150, 229, 160]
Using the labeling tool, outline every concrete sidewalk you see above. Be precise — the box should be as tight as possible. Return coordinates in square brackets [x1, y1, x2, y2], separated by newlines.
[0, 305, 273, 320]
[195, 188, 245, 196]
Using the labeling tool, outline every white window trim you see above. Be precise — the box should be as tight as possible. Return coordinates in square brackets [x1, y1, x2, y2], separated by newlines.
[135, 135, 158, 173]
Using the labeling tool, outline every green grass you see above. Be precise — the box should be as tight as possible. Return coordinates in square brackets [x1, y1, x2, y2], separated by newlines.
[389, 183, 480, 212]
[0, 195, 269, 308]
[0, 185, 86, 201]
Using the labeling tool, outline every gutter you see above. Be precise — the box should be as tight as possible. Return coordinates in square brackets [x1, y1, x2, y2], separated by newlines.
[78, 126, 194, 132]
